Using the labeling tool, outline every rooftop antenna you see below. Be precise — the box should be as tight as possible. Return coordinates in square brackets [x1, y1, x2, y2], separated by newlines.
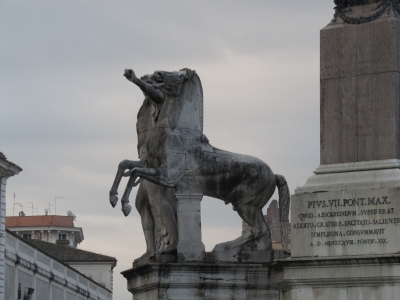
[44, 201, 52, 215]
[33, 210, 38, 216]
[13, 193, 19, 216]
[17, 204, 24, 216]
[25, 202, 35, 216]
[54, 197, 64, 215]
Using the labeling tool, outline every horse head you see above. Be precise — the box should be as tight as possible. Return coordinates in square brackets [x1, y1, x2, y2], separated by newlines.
[151, 69, 196, 97]
[153, 68, 203, 133]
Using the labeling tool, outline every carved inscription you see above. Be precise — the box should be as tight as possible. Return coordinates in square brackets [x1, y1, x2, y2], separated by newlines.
[292, 195, 398, 253]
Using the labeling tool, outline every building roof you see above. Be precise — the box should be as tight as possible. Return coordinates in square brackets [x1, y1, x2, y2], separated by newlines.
[0, 151, 23, 176]
[0, 152, 23, 171]
[6, 215, 75, 228]
[24, 237, 117, 266]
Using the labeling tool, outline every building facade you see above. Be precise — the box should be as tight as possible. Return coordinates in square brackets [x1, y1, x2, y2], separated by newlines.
[6, 215, 84, 248]
[5, 230, 112, 300]
[0, 152, 22, 300]
[1, 153, 116, 298]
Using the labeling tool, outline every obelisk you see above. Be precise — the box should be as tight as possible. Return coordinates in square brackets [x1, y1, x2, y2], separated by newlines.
[284, 2, 400, 299]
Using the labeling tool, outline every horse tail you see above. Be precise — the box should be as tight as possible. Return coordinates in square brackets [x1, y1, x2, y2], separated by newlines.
[275, 174, 291, 254]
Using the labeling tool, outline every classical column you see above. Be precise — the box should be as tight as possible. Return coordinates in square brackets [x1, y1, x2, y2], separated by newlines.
[175, 193, 205, 262]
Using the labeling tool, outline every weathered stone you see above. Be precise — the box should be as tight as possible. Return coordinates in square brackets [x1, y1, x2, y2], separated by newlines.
[175, 193, 204, 262]
[356, 72, 400, 161]
[356, 18, 400, 75]
[292, 187, 400, 257]
[266, 200, 282, 243]
[122, 262, 283, 300]
[132, 253, 177, 269]
[320, 76, 357, 164]
[320, 24, 357, 80]
[111, 68, 291, 262]
[211, 250, 288, 263]
[280, 255, 400, 300]
[320, 17, 400, 164]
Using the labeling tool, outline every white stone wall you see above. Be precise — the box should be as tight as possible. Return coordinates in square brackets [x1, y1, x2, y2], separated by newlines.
[68, 263, 114, 292]
[0, 177, 7, 300]
[5, 233, 112, 300]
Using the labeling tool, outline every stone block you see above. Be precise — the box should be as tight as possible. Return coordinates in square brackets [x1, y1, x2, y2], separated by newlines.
[132, 253, 177, 269]
[122, 263, 282, 300]
[291, 187, 400, 258]
[280, 255, 400, 300]
[320, 76, 357, 164]
[321, 23, 357, 80]
[320, 17, 400, 164]
[321, 17, 400, 80]
[356, 18, 400, 76]
[211, 250, 288, 263]
[175, 193, 205, 262]
[320, 72, 400, 164]
[297, 160, 400, 193]
[356, 72, 400, 161]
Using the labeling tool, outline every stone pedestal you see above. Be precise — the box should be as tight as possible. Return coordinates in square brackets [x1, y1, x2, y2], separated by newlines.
[292, 9, 400, 260]
[122, 261, 283, 300]
[175, 193, 205, 262]
[279, 255, 400, 300]
[286, 5, 400, 300]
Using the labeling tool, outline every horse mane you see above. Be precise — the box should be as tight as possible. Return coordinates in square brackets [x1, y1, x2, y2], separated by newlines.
[180, 68, 204, 133]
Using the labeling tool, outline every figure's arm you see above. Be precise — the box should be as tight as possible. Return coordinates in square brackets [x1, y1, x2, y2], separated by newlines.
[124, 69, 166, 104]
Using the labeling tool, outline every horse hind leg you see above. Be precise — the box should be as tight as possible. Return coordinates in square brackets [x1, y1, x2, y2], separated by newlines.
[213, 202, 271, 252]
[236, 203, 272, 251]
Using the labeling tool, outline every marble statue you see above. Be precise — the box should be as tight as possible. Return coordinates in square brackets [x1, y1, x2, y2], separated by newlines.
[109, 74, 178, 257]
[334, 0, 378, 6]
[110, 68, 290, 254]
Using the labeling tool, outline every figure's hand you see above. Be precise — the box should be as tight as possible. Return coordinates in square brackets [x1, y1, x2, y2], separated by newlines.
[124, 69, 137, 82]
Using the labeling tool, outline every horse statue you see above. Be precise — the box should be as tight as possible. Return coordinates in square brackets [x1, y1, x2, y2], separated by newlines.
[110, 68, 290, 253]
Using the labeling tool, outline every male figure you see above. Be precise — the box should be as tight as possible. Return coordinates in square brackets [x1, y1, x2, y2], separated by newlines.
[127, 71, 178, 257]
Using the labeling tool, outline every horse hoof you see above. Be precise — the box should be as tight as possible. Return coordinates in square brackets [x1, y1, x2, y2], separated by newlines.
[110, 194, 118, 208]
[122, 203, 132, 216]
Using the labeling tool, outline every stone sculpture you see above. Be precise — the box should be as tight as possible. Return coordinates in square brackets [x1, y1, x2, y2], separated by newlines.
[109, 74, 178, 257]
[332, 0, 400, 24]
[334, 0, 378, 6]
[110, 68, 290, 256]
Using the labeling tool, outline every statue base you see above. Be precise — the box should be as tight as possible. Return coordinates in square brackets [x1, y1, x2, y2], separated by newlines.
[278, 254, 400, 300]
[122, 251, 288, 300]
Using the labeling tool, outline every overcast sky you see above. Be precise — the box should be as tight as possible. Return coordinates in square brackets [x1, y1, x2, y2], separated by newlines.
[1, 1, 334, 299]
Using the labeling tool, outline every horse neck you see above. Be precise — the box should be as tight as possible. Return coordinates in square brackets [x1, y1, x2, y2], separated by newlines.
[191, 74, 204, 133]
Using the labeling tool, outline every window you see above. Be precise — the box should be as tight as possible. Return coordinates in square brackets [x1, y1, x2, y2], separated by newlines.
[59, 234, 67, 240]
[22, 234, 31, 239]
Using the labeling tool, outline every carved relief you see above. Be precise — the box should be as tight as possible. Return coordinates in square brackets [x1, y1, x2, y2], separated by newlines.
[333, 0, 391, 24]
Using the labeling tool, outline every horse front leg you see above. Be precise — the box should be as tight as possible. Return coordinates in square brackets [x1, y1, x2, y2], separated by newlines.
[109, 160, 145, 208]
[120, 168, 153, 216]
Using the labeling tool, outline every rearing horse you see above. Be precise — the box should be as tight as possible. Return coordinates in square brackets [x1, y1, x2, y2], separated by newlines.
[110, 68, 290, 252]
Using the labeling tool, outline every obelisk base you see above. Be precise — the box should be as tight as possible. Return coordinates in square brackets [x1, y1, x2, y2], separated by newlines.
[278, 254, 400, 300]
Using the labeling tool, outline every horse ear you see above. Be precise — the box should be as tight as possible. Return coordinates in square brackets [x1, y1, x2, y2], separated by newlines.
[180, 68, 196, 81]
